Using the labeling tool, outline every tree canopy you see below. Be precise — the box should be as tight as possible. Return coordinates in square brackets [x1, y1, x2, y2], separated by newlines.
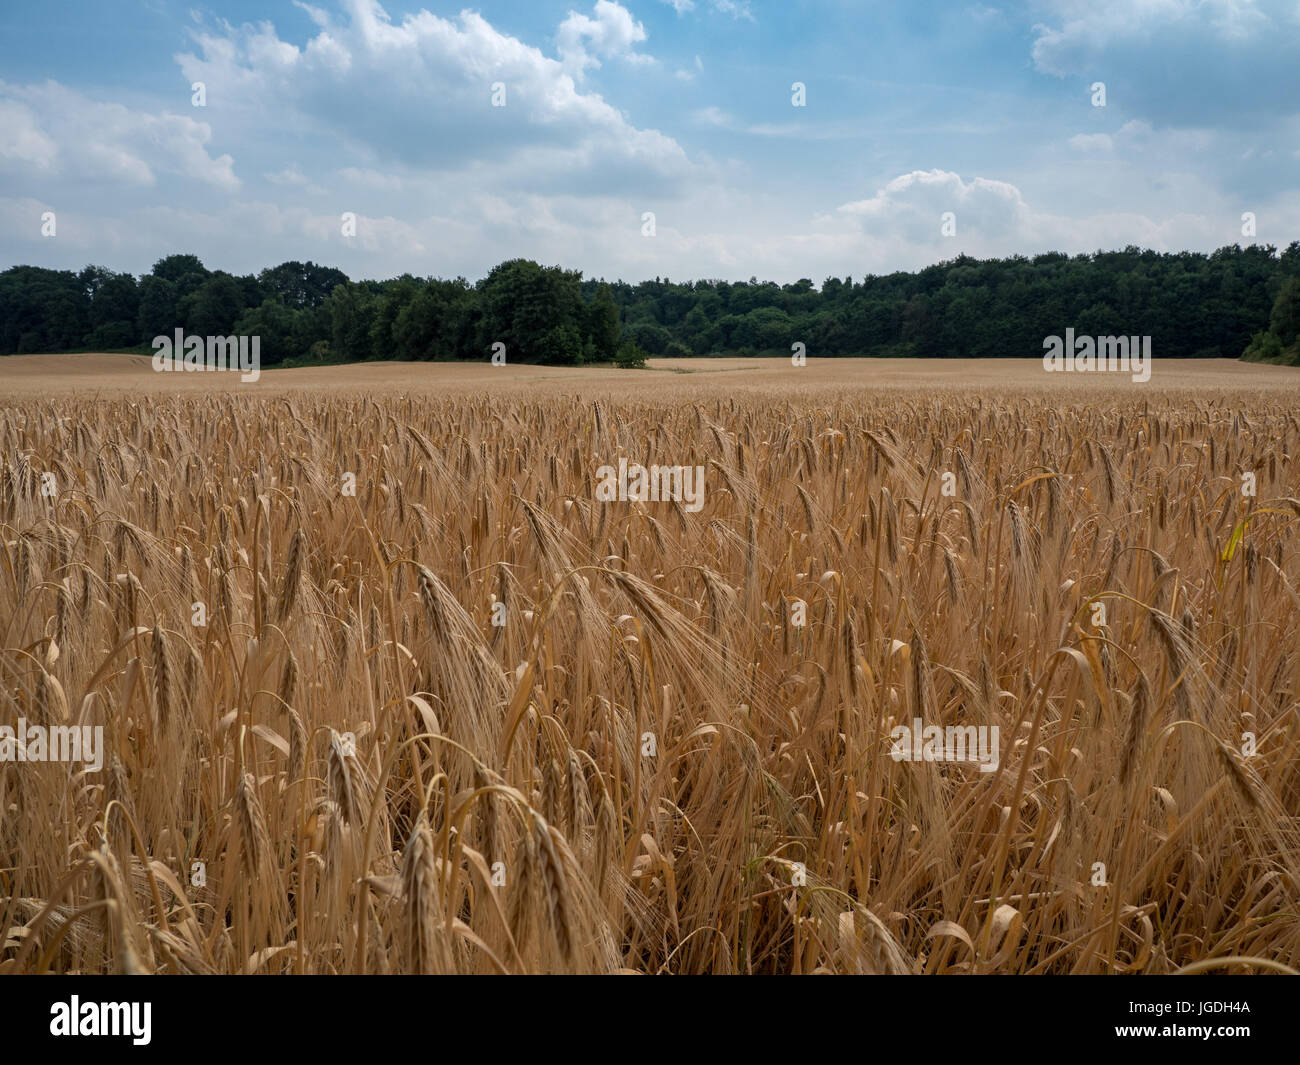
[3, 243, 1298, 366]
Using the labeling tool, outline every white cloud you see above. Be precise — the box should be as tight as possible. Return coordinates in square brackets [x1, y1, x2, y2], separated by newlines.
[1117, 119, 1153, 140]
[839, 169, 1030, 244]
[266, 164, 328, 195]
[0, 99, 58, 169]
[1032, 1, 1201, 76]
[557, 1, 651, 74]
[1068, 120, 1215, 158]
[266, 164, 309, 185]
[659, 0, 752, 20]
[0, 80, 238, 190]
[175, 0, 690, 191]
[337, 166, 403, 190]
[293, 1, 332, 28]
[821, 166, 1267, 271]
[711, 0, 755, 21]
[1032, 0, 1275, 76]
[694, 106, 732, 126]
[1068, 132, 1113, 152]
[675, 54, 703, 80]
[6, 154, 1286, 286]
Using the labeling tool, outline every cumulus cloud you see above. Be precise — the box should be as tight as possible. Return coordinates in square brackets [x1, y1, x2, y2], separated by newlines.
[819, 167, 1259, 272]
[839, 169, 1030, 244]
[175, 0, 691, 191]
[0, 99, 58, 169]
[0, 1, 717, 279]
[1031, 0, 1274, 76]
[0, 80, 238, 190]
[1029, 0, 1298, 126]
[557, 1, 650, 74]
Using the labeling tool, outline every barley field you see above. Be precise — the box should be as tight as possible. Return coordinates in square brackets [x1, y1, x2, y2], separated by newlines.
[3, 357, 1299, 974]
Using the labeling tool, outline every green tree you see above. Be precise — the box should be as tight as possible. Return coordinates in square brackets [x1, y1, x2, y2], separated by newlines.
[259, 261, 350, 309]
[625, 321, 671, 355]
[185, 273, 246, 336]
[232, 299, 302, 365]
[81, 266, 140, 348]
[0, 266, 88, 353]
[1268, 277, 1300, 348]
[478, 259, 585, 364]
[614, 338, 647, 368]
[588, 282, 621, 360]
[325, 282, 378, 361]
[536, 323, 584, 364]
[393, 279, 476, 361]
[149, 254, 208, 285]
[368, 277, 419, 360]
[136, 275, 178, 340]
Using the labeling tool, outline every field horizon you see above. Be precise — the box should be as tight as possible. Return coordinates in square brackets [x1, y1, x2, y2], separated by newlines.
[5, 352, 1298, 397]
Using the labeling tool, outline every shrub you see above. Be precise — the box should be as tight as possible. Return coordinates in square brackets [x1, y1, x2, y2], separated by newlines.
[613, 339, 648, 368]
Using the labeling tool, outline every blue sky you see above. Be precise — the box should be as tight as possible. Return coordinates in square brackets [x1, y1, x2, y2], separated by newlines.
[2, 0, 1298, 283]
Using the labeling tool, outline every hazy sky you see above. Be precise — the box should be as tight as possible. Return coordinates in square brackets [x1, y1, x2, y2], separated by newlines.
[2, 0, 1298, 283]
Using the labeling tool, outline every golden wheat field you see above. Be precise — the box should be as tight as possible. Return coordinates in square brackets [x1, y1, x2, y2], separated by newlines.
[3, 356, 1300, 974]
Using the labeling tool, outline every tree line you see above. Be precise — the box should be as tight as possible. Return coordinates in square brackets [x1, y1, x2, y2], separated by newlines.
[3, 242, 1299, 366]
[1244, 272, 1300, 365]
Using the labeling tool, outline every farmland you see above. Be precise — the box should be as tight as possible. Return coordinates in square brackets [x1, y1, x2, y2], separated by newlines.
[2, 355, 1299, 973]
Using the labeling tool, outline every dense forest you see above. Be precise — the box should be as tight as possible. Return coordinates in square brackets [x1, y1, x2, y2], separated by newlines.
[3, 243, 1299, 367]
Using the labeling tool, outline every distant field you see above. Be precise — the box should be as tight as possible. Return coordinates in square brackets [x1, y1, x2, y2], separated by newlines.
[2, 352, 1296, 395]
